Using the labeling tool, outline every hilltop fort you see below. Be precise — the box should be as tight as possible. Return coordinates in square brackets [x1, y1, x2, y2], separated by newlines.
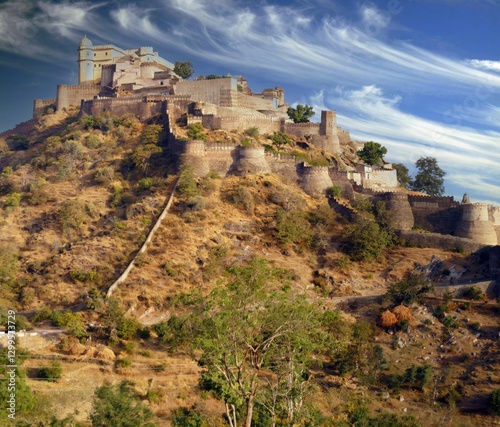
[2, 36, 499, 248]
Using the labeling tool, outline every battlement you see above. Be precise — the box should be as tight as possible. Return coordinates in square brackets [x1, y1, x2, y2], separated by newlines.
[303, 165, 330, 172]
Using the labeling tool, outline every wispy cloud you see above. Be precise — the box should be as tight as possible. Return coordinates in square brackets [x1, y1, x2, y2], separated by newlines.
[0, 0, 107, 59]
[466, 59, 500, 73]
[309, 87, 500, 203]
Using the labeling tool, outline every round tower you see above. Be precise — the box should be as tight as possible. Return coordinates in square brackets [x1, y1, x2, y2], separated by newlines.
[301, 165, 333, 198]
[181, 140, 209, 178]
[234, 146, 271, 176]
[78, 36, 94, 84]
[456, 204, 497, 245]
[385, 192, 414, 230]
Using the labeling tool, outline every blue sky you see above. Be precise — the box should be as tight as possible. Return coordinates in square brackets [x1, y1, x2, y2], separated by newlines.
[0, 0, 499, 204]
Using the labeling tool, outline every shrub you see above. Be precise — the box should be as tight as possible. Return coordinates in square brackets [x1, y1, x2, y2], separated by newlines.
[4, 192, 22, 209]
[172, 407, 208, 427]
[186, 123, 206, 141]
[491, 388, 500, 415]
[39, 361, 62, 382]
[1, 166, 13, 178]
[275, 208, 313, 249]
[116, 357, 132, 368]
[70, 268, 97, 283]
[327, 185, 341, 198]
[138, 177, 154, 190]
[93, 167, 115, 186]
[186, 196, 206, 211]
[233, 185, 255, 214]
[442, 315, 457, 329]
[343, 215, 392, 261]
[59, 199, 96, 230]
[85, 133, 101, 148]
[6, 134, 29, 150]
[401, 364, 433, 391]
[178, 165, 198, 197]
[244, 126, 259, 138]
[386, 272, 433, 305]
[90, 381, 154, 426]
[461, 285, 483, 300]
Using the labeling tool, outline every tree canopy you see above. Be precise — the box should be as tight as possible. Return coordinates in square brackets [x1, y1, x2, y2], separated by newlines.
[173, 61, 194, 79]
[357, 141, 387, 166]
[287, 104, 315, 123]
[411, 156, 446, 196]
[392, 163, 413, 189]
[193, 258, 327, 427]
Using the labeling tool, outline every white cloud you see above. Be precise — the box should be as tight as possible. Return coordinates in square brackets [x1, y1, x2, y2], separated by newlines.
[308, 87, 500, 202]
[465, 59, 500, 73]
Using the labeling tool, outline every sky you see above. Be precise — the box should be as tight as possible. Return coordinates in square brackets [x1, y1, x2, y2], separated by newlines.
[0, 0, 499, 204]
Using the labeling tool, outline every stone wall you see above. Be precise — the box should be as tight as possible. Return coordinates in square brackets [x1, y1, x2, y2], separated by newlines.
[456, 203, 498, 246]
[81, 96, 166, 120]
[385, 192, 414, 230]
[56, 84, 101, 111]
[233, 91, 276, 110]
[174, 78, 236, 106]
[0, 118, 38, 140]
[397, 230, 486, 253]
[408, 195, 461, 234]
[301, 166, 333, 198]
[365, 169, 398, 189]
[328, 169, 355, 199]
[282, 122, 320, 138]
[33, 98, 56, 118]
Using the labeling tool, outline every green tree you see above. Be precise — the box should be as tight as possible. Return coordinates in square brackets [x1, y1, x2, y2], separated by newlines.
[411, 156, 446, 196]
[269, 131, 291, 150]
[357, 141, 387, 166]
[287, 104, 315, 123]
[90, 380, 156, 426]
[195, 258, 326, 427]
[386, 272, 433, 305]
[186, 123, 206, 141]
[393, 163, 413, 189]
[342, 215, 392, 261]
[491, 388, 500, 415]
[174, 61, 194, 79]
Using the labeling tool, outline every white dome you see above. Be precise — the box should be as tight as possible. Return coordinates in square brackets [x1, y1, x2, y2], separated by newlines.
[79, 35, 93, 47]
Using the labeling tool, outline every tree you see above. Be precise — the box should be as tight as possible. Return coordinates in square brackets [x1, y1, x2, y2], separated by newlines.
[90, 380, 156, 426]
[174, 61, 194, 79]
[386, 272, 433, 305]
[194, 258, 326, 427]
[357, 141, 387, 166]
[287, 104, 315, 123]
[342, 215, 393, 261]
[269, 131, 291, 150]
[411, 156, 445, 196]
[393, 163, 412, 189]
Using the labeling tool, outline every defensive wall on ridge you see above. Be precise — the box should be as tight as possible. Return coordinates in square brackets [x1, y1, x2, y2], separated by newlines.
[56, 84, 102, 111]
[33, 98, 57, 118]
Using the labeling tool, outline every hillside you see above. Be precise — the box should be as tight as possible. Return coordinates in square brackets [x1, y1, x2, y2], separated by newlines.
[0, 109, 499, 426]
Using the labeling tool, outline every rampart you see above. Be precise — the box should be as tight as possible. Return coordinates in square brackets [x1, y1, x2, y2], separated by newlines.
[456, 203, 498, 246]
[0, 118, 38, 141]
[301, 165, 333, 198]
[33, 98, 56, 118]
[397, 230, 486, 253]
[81, 96, 166, 120]
[408, 194, 461, 234]
[174, 78, 236, 106]
[57, 84, 101, 111]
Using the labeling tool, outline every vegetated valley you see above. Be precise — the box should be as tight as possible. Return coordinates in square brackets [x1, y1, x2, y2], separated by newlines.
[0, 108, 499, 426]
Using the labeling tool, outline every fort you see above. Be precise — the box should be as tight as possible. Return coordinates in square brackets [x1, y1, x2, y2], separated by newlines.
[2, 37, 499, 248]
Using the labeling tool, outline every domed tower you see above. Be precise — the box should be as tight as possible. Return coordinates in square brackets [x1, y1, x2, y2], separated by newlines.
[78, 35, 94, 84]
[456, 203, 497, 246]
[384, 192, 414, 230]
